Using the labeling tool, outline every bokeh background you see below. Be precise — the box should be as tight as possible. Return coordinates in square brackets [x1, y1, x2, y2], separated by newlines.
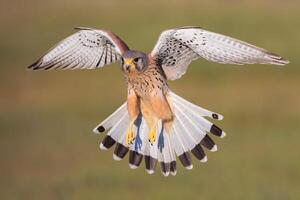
[1, 0, 299, 199]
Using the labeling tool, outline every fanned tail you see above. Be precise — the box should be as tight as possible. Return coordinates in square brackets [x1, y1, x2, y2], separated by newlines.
[93, 91, 226, 176]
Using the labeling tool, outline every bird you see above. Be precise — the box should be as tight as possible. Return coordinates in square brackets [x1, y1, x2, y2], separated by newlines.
[28, 26, 289, 176]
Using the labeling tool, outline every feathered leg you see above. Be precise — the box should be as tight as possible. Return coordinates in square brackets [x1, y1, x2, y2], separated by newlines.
[140, 99, 158, 145]
[125, 89, 140, 145]
[142, 91, 175, 145]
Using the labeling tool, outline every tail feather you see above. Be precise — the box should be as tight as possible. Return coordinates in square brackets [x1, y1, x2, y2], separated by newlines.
[138, 116, 159, 174]
[201, 135, 217, 152]
[144, 155, 157, 174]
[170, 124, 189, 156]
[173, 102, 205, 144]
[108, 113, 129, 144]
[191, 144, 207, 162]
[129, 151, 143, 169]
[174, 97, 226, 138]
[157, 123, 177, 176]
[113, 143, 128, 160]
[129, 115, 152, 169]
[94, 91, 226, 176]
[174, 97, 214, 132]
[100, 135, 116, 150]
[165, 133, 177, 176]
[170, 161, 177, 175]
[93, 102, 127, 133]
[170, 92, 223, 120]
[94, 102, 131, 161]
[178, 152, 193, 169]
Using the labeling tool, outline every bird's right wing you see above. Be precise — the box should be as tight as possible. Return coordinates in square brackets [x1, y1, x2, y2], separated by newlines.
[28, 27, 129, 70]
[151, 26, 289, 80]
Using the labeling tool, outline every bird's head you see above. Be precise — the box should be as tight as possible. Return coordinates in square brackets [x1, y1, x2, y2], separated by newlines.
[121, 50, 148, 74]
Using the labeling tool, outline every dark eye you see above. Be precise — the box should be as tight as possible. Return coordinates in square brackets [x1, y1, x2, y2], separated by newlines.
[133, 57, 139, 63]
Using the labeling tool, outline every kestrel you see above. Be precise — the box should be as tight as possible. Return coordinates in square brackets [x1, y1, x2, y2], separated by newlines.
[29, 26, 289, 176]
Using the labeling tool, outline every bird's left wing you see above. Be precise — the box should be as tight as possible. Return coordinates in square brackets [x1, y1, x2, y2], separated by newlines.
[28, 27, 129, 70]
[151, 26, 289, 80]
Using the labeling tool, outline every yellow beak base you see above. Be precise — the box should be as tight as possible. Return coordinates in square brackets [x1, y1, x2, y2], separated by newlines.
[124, 58, 136, 72]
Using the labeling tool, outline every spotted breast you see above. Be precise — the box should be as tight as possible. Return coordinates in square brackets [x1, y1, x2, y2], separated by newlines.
[126, 64, 168, 99]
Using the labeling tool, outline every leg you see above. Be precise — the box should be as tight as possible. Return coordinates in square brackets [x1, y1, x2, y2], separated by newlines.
[150, 92, 175, 133]
[148, 118, 158, 145]
[140, 100, 158, 145]
[163, 93, 175, 132]
[126, 89, 140, 145]
[125, 121, 135, 145]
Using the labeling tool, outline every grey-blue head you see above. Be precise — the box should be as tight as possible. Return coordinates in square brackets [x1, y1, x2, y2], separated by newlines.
[122, 50, 148, 74]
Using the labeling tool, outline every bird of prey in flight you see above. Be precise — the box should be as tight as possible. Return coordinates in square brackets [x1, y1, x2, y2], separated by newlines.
[29, 26, 289, 176]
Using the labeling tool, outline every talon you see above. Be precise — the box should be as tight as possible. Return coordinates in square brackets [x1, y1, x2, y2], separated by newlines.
[126, 129, 135, 146]
[130, 137, 135, 145]
[148, 128, 156, 145]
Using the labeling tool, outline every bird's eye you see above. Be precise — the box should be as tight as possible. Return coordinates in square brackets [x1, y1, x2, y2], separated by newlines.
[133, 57, 139, 63]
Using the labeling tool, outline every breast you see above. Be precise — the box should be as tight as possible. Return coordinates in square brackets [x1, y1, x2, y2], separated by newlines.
[127, 65, 168, 98]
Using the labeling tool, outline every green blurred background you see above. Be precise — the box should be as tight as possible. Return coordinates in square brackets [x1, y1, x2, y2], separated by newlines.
[1, 0, 299, 199]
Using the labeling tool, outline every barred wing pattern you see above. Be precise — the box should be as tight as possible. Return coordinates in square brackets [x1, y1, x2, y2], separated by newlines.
[28, 27, 129, 70]
[151, 26, 289, 80]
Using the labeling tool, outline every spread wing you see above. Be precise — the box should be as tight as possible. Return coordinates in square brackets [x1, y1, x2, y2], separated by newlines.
[151, 26, 289, 80]
[28, 27, 129, 70]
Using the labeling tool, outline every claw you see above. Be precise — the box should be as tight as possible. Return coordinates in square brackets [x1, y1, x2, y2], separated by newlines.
[125, 129, 135, 146]
[130, 137, 135, 145]
[148, 128, 156, 145]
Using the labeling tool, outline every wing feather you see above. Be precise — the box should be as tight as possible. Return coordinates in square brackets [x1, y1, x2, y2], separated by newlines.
[43, 41, 82, 70]
[151, 27, 289, 80]
[28, 27, 129, 70]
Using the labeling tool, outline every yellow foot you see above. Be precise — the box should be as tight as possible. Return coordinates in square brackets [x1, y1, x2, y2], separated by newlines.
[148, 128, 156, 145]
[125, 129, 135, 146]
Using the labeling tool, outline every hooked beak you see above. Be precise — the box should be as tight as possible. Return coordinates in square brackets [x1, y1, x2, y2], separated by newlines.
[123, 58, 135, 72]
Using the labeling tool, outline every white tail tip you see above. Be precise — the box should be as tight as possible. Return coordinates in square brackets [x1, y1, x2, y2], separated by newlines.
[93, 127, 99, 134]
[215, 114, 224, 120]
[129, 164, 138, 169]
[200, 156, 208, 163]
[146, 169, 155, 174]
[162, 171, 170, 177]
[99, 143, 107, 150]
[170, 171, 177, 176]
[220, 131, 226, 138]
[210, 145, 218, 152]
[185, 165, 193, 170]
[113, 154, 122, 161]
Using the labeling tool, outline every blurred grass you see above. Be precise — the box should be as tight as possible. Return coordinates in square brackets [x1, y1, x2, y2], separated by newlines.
[1, 0, 300, 199]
